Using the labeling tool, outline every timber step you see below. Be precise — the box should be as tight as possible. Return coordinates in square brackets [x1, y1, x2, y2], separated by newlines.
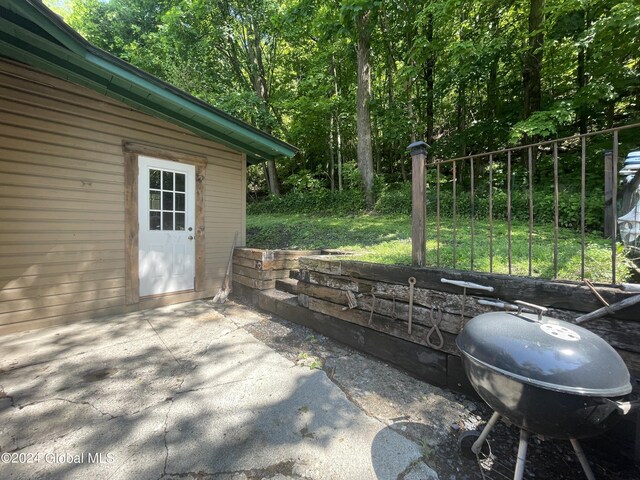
[275, 278, 298, 294]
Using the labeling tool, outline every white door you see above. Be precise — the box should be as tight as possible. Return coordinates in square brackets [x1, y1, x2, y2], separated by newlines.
[138, 156, 196, 296]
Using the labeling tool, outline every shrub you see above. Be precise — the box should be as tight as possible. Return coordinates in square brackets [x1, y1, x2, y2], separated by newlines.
[435, 189, 603, 230]
[374, 183, 412, 215]
[247, 189, 365, 216]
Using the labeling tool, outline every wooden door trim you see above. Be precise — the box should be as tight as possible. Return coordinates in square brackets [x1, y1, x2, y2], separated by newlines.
[124, 151, 139, 305]
[123, 141, 208, 167]
[123, 142, 207, 304]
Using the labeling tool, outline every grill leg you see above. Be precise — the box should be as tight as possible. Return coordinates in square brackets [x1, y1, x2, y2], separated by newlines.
[513, 429, 530, 480]
[570, 438, 596, 480]
[472, 411, 501, 455]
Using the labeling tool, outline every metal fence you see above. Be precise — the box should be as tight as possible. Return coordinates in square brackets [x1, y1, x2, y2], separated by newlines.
[419, 123, 640, 284]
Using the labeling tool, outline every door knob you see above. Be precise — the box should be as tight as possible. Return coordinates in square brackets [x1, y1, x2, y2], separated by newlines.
[188, 236, 194, 240]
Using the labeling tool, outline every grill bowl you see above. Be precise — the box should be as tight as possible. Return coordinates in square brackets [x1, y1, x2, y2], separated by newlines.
[457, 311, 632, 439]
[461, 353, 625, 439]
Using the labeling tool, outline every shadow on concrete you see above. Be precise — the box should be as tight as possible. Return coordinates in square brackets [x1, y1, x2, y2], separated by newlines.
[0, 301, 420, 479]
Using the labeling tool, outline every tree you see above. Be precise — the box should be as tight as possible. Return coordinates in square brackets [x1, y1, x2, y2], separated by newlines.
[354, 7, 375, 208]
[338, 0, 379, 209]
[523, 0, 545, 124]
[60, 0, 640, 200]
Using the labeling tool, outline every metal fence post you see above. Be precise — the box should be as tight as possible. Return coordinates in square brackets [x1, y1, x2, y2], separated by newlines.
[408, 141, 430, 267]
[604, 149, 614, 238]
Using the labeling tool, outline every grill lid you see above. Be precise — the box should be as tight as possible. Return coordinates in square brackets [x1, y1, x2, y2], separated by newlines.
[456, 311, 631, 397]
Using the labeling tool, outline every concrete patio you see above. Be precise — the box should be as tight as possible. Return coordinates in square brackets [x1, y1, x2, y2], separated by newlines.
[0, 300, 442, 480]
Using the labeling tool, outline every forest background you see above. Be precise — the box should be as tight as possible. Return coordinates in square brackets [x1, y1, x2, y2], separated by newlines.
[51, 0, 640, 219]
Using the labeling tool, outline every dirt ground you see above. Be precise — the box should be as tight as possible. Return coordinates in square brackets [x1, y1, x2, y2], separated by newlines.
[217, 300, 640, 480]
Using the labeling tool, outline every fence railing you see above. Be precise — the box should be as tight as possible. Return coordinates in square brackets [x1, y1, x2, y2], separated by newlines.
[408, 123, 640, 284]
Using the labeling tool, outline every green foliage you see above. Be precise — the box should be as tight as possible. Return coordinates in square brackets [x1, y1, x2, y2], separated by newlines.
[59, 0, 640, 203]
[247, 189, 365, 216]
[374, 183, 412, 215]
[340, 161, 366, 191]
[426, 189, 583, 230]
[509, 102, 575, 143]
[248, 180, 605, 233]
[373, 183, 604, 231]
[282, 170, 325, 192]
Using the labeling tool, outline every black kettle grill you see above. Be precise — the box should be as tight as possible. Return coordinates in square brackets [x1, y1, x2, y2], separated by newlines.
[456, 301, 636, 480]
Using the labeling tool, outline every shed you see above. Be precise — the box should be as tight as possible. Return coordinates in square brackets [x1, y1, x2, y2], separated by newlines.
[0, 0, 297, 334]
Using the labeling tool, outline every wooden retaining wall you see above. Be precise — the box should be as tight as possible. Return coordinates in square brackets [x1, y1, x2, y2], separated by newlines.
[296, 255, 640, 378]
[232, 248, 321, 290]
[232, 249, 640, 388]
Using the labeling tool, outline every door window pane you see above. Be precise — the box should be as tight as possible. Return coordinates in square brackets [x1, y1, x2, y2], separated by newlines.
[175, 213, 185, 231]
[162, 212, 173, 230]
[150, 169, 161, 189]
[163, 171, 173, 190]
[162, 192, 173, 210]
[150, 191, 161, 210]
[149, 211, 161, 230]
[175, 193, 185, 212]
[175, 173, 185, 192]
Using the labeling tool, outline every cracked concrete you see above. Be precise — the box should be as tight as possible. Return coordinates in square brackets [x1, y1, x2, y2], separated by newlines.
[0, 300, 437, 480]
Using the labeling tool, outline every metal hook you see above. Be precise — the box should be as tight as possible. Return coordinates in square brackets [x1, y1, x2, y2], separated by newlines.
[427, 305, 445, 350]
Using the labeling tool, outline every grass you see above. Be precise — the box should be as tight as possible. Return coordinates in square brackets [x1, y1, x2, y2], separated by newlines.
[247, 213, 633, 283]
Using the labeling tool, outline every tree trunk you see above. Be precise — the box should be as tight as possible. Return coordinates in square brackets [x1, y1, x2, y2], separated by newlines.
[455, 9, 467, 186]
[356, 10, 375, 209]
[488, 60, 498, 117]
[577, 45, 587, 134]
[332, 59, 343, 191]
[247, 18, 280, 196]
[336, 117, 343, 191]
[404, 66, 414, 183]
[522, 0, 544, 179]
[425, 12, 434, 163]
[329, 114, 335, 191]
[375, 116, 382, 174]
[384, 49, 393, 176]
[265, 160, 279, 196]
[487, 14, 499, 144]
[523, 0, 545, 121]
[403, 80, 412, 182]
[577, 8, 588, 135]
[456, 82, 466, 150]
[262, 163, 271, 192]
[606, 101, 615, 128]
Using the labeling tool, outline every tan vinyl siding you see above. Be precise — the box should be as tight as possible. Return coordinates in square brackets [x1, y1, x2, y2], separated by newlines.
[204, 162, 245, 289]
[0, 59, 245, 334]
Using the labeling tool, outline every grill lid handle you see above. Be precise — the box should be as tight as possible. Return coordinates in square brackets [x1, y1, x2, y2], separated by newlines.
[604, 398, 640, 416]
[477, 299, 518, 311]
[441, 278, 494, 292]
[515, 300, 548, 321]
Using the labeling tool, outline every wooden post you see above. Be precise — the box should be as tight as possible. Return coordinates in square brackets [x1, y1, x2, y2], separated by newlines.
[604, 150, 614, 238]
[408, 141, 429, 267]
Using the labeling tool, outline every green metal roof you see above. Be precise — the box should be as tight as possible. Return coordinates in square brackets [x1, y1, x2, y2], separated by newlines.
[0, 0, 297, 163]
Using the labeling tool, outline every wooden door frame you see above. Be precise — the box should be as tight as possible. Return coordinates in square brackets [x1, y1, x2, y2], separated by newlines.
[123, 141, 207, 305]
